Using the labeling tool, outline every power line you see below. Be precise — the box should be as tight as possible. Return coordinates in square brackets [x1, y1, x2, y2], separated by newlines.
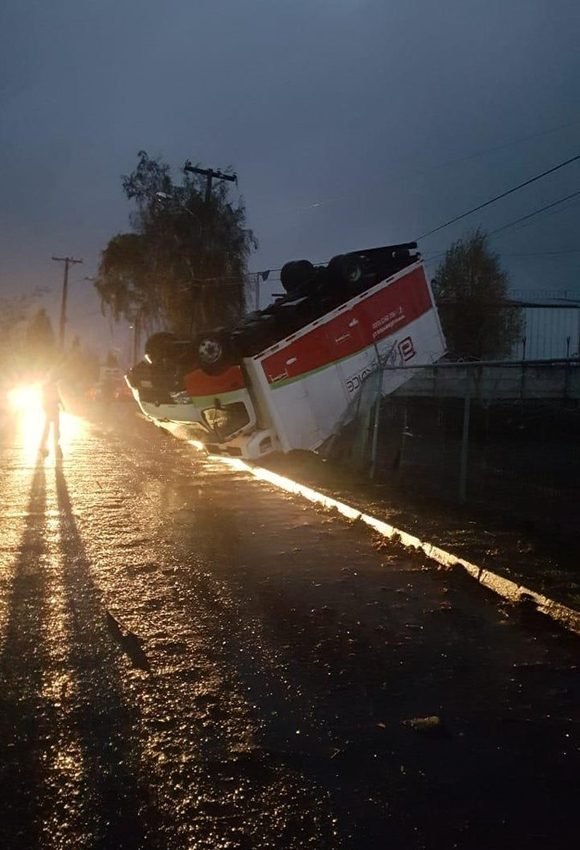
[489, 189, 580, 237]
[422, 251, 447, 263]
[503, 249, 580, 256]
[423, 226, 580, 266]
[287, 117, 580, 217]
[433, 117, 580, 172]
[417, 152, 580, 240]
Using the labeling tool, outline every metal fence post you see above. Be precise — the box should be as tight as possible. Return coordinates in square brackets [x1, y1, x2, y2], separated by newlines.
[458, 368, 472, 504]
[369, 399, 381, 479]
[369, 367, 382, 479]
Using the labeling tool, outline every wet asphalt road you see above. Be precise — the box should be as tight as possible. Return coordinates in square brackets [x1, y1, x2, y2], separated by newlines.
[0, 405, 578, 850]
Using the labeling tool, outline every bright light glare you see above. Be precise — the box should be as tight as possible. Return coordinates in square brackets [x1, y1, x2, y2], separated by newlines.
[7, 383, 86, 461]
[8, 383, 45, 462]
[188, 439, 207, 452]
[7, 383, 43, 414]
[59, 412, 85, 450]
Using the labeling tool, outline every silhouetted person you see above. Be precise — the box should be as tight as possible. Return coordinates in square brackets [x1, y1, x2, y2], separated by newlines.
[40, 379, 62, 457]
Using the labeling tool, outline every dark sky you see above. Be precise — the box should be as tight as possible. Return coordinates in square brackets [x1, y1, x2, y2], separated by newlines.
[1, 0, 579, 356]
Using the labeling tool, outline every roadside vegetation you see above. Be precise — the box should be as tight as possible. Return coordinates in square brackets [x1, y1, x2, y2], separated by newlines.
[433, 229, 524, 360]
[95, 151, 257, 338]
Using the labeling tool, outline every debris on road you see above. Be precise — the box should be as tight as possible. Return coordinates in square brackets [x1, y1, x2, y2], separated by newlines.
[402, 716, 447, 735]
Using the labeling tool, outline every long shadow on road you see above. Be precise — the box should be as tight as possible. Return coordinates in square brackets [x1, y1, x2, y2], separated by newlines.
[54, 463, 162, 849]
[0, 462, 49, 850]
[0, 459, 165, 850]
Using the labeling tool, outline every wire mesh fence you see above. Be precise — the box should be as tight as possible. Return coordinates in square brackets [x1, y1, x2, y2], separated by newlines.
[434, 301, 580, 361]
[518, 305, 580, 359]
[329, 361, 580, 537]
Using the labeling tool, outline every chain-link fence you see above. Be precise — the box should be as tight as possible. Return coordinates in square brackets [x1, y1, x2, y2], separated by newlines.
[328, 361, 580, 537]
[434, 301, 580, 360]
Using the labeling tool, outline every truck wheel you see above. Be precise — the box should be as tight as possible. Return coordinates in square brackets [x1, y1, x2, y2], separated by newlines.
[327, 254, 364, 288]
[145, 332, 177, 364]
[196, 331, 232, 374]
[280, 259, 315, 293]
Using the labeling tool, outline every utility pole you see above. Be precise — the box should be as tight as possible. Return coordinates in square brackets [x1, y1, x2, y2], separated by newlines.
[52, 255, 83, 349]
[183, 162, 237, 203]
[182, 162, 238, 334]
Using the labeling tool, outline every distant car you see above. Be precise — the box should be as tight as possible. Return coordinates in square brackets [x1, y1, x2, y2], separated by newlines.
[112, 380, 132, 401]
[90, 365, 133, 402]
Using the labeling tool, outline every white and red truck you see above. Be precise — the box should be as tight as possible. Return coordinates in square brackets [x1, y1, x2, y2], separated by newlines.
[126, 243, 446, 458]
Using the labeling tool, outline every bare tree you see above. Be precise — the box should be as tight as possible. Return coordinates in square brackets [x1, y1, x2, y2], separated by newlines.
[433, 230, 523, 360]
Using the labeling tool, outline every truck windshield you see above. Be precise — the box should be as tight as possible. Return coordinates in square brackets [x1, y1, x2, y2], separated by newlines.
[202, 402, 250, 441]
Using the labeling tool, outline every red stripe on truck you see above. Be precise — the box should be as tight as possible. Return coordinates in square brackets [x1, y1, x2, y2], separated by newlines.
[261, 265, 432, 385]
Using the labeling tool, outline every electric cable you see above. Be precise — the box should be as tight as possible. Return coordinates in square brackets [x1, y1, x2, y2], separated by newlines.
[417, 153, 580, 240]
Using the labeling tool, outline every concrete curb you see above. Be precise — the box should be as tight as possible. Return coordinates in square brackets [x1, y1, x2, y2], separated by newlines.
[217, 454, 580, 637]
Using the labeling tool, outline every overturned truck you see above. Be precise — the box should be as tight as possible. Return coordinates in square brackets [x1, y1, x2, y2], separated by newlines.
[126, 243, 446, 459]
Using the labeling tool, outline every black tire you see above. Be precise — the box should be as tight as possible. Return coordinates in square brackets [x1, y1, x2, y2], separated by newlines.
[327, 253, 365, 288]
[196, 331, 232, 375]
[280, 259, 315, 294]
[144, 332, 177, 364]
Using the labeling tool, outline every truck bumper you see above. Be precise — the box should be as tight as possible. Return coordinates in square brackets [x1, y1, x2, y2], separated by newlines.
[206, 429, 280, 460]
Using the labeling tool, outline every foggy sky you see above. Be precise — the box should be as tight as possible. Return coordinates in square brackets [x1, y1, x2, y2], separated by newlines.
[1, 0, 579, 357]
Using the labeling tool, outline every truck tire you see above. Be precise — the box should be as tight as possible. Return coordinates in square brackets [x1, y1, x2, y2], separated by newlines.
[196, 331, 232, 375]
[327, 253, 364, 288]
[280, 259, 315, 294]
[144, 332, 177, 364]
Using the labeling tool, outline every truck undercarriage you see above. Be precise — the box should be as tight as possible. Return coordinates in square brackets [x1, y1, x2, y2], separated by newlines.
[126, 242, 445, 458]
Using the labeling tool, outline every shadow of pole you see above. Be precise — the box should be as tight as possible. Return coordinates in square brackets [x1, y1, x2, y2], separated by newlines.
[0, 460, 49, 850]
[54, 464, 161, 848]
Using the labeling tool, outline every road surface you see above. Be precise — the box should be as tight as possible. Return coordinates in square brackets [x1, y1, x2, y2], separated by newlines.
[0, 404, 578, 850]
